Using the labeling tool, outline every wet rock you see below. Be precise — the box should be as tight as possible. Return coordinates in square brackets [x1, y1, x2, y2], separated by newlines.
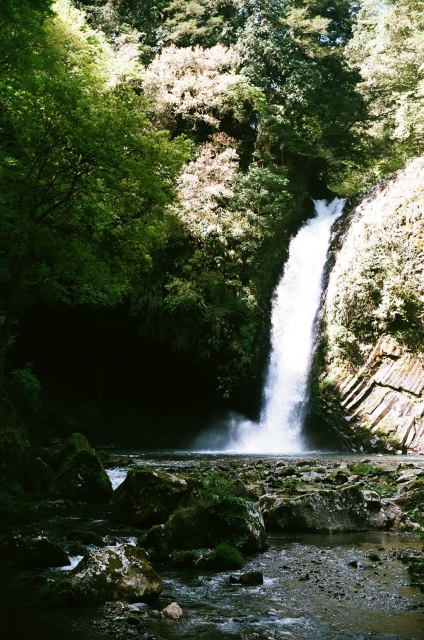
[259, 486, 388, 532]
[49, 434, 112, 502]
[229, 571, 263, 585]
[148, 609, 161, 619]
[362, 490, 381, 511]
[394, 477, 424, 510]
[396, 469, 423, 484]
[1, 535, 70, 568]
[146, 497, 267, 559]
[278, 466, 297, 477]
[66, 541, 88, 557]
[171, 544, 244, 570]
[230, 479, 265, 500]
[66, 529, 104, 546]
[55, 544, 162, 606]
[110, 467, 198, 527]
[348, 560, 374, 569]
[162, 602, 183, 619]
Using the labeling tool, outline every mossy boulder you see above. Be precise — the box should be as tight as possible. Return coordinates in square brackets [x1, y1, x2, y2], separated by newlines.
[49, 434, 112, 502]
[394, 477, 424, 510]
[51, 544, 162, 606]
[145, 496, 267, 560]
[170, 544, 244, 570]
[110, 467, 199, 527]
[0, 535, 69, 568]
[66, 529, 104, 547]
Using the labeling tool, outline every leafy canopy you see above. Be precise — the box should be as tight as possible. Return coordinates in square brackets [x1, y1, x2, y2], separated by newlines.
[0, 0, 189, 355]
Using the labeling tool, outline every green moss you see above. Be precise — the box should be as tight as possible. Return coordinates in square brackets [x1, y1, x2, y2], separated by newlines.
[0, 491, 16, 514]
[212, 544, 244, 570]
[349, 462, 374, 476]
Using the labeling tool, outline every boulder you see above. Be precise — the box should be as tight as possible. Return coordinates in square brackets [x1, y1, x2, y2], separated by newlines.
[0, 535, 69, 568]
[171, 543, 244, 570]
[49, 433, 112, 502]
[146, 496, 267, 560]
[394, 477, 424, 510]
[258, 486, 389, 532]
[110, 467, 198, 527]
[229, 571, 263, 586]
[56, 544, 162, 606]
[66, 529, 104, 547]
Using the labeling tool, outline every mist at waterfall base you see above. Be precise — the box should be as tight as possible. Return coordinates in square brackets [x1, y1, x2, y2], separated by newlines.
[194, 198, 345, 454]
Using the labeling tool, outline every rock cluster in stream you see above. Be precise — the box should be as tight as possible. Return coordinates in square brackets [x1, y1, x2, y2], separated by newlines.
[2, 453, 423, 616]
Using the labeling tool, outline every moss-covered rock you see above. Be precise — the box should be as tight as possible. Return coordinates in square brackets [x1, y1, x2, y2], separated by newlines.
[110, 467, 198, 527]
[394, 477, 424, 510]
[145, 496, 267, 560]
[49, 434, 112, 502]
[66, 529, 104, 547]
[0, 535, 69, 568]
[51, 544, 162, 606]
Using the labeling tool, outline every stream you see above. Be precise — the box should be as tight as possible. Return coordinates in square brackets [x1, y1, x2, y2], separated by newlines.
[1, 452, 423, 640]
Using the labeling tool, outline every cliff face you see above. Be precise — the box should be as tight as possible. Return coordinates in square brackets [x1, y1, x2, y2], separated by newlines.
[315, 158, 424, 455]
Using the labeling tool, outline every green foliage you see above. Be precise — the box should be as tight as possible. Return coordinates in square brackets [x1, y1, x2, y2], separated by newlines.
[346, 0, 424, 171]
[349, 462, 373, 476]
[277, 477, 299, 493]
[167, 496, 252, 550]
[10, 364, 42, 413]
[407, 508, 424, 539]
[0, 0, 189, 361]
[0, 491, 16, 515]
[192, 469, 238, 502]
[85, 0, 366, 396]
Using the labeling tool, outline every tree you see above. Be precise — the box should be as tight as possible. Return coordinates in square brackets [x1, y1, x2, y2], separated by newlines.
[0, 0, 189, 366]
[346, 0, 424, 166]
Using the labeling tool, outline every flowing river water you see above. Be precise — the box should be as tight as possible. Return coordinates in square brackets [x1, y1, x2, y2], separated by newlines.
[2, 452, 424, 640]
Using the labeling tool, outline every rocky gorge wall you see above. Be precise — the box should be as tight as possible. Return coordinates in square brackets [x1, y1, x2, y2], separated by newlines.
[314, 158, 424, 454]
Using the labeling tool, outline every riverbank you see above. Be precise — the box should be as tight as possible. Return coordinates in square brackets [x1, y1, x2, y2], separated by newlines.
[1, 452, 423, 640]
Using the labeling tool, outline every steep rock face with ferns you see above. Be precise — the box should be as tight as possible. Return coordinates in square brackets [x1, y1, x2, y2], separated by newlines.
[314, 158, 424, 454]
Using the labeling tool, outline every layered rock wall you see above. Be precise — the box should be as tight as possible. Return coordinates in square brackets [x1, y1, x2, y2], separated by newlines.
[316, 158, 424, 454]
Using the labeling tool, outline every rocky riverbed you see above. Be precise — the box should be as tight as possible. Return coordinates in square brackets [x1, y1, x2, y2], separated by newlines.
[1, 451, 424, 640]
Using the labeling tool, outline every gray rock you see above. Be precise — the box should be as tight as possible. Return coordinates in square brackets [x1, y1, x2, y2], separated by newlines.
[229, 571, 263, 586]
[162, 602, 183, 619]
[259, 485, 389, 532]
[57, 544, 162, 605]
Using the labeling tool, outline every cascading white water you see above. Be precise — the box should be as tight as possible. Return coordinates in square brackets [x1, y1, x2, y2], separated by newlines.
[226, 198, 345, 453]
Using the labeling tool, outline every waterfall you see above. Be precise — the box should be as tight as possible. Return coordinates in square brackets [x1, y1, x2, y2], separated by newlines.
[226, 198, 345, 453]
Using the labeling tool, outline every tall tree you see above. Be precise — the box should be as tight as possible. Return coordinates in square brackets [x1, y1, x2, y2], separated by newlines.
[346, 0, 424, 166]
[0, 0, 189, 366]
